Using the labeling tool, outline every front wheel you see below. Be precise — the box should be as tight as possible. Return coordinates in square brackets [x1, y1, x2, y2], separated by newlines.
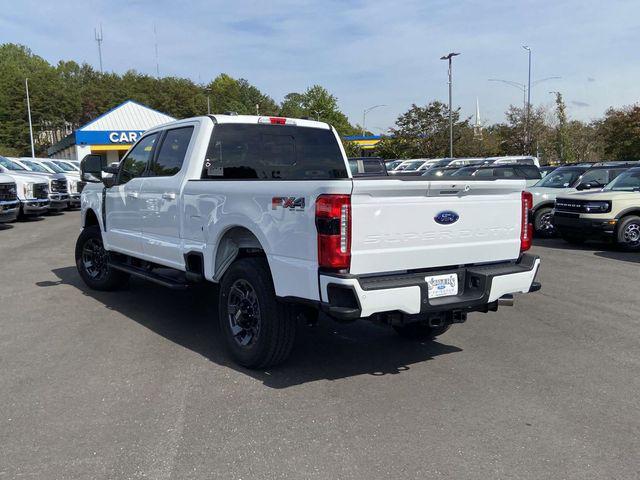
[75, 225, 129, 290]
[218, 257, 296, 368]
[617, 215, 640, 251]
[393, 323, 451, 340]
[534, 207, 555, 237]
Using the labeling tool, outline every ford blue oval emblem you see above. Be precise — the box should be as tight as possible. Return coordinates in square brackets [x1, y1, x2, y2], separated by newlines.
[434, 211, 459, 225]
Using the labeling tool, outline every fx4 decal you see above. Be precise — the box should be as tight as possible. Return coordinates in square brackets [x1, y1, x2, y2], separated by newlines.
[272, 197, 305, 211]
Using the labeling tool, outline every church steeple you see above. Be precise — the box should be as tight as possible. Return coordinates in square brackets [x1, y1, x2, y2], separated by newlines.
[473, 97, 483, 140]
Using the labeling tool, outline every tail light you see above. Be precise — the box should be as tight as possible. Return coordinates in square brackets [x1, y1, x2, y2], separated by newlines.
[520, 191, 533, 252]
[316, 194, 351, 270]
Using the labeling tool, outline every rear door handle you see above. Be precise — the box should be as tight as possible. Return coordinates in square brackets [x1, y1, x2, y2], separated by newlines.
[162, 192, 176, 200]
[126, 192, 139, 199]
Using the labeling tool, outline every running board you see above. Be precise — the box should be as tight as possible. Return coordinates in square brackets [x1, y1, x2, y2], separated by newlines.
[109, 261, 189, 290]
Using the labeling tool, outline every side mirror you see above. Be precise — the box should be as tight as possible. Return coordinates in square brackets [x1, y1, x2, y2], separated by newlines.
[576, 182, 592, 191]
[80, 154, 106, 183]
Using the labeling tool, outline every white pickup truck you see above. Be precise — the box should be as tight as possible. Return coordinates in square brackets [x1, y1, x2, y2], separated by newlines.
[77, 115, 541, 368]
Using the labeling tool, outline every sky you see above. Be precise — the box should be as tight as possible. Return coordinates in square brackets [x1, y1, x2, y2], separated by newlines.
[1, 0, 639, 133]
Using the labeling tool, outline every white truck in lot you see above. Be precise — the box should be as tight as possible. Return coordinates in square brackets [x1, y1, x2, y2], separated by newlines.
[0, 156, 50, 218]
[0, 173, 20, 223]
[77, 115, 541, 368]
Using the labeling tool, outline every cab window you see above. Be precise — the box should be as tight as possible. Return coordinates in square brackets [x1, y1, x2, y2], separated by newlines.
[202, 124, 348, 180]
[492, 168, 517, 178]
[152, 127, 194, 177]
[118, 133, 159, 184]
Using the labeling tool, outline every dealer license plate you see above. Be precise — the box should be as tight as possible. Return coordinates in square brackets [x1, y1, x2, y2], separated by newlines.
[425, 273, 459, 299]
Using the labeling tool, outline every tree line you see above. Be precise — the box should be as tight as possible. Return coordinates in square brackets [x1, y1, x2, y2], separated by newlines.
[0, 43, 358, 156]
[374, 97, 640, 163]
[1, 42, 638, 163]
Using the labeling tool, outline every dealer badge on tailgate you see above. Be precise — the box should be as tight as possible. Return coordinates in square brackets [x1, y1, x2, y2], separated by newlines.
[425, 273, 459, 299]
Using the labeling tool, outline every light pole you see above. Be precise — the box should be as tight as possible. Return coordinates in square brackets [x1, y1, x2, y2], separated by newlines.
[440, 52, 460, 158]
[362, 104, 386, 136]
[312, 109, 324, 121]
[25, 78, 35, 158]
[523, 46, 532, 154]
[488, 76, 560, 153]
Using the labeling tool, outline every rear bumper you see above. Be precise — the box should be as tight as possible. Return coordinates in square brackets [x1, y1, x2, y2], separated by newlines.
[0, 200, 19, 223]
[319, 253, 541, 321]
[553, 213, 617, 240]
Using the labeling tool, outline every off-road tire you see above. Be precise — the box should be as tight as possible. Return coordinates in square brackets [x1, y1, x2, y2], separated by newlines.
[75, 225, 129, 291]
[616, 215, 640, 251]
[218, 257, 296, 368]
[534, 207, 555, 237]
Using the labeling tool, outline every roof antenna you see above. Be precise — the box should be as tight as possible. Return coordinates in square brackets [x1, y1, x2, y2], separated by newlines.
[94, 24, 104, 73]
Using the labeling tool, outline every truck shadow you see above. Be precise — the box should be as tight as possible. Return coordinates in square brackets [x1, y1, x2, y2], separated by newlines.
[44, 266, 463, 389]
[533, 238, 640, 264]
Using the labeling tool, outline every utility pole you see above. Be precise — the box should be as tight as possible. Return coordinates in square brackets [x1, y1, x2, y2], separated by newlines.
[440, 52, 460, 157]
[25, 78, 35, 158]
[523, 46, 532, 154]
[361, 104, 386, 136]
[153, 23, 160, 78]
[256, 104, 259, 115]
[94, 24, 104, 73]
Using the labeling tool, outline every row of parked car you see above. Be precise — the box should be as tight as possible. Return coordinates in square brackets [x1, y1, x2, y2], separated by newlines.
[348, 155, 640, 251]
[349, 155, 544, 184]
[528, 162, 640, 250]
[0, 156, 81, 223]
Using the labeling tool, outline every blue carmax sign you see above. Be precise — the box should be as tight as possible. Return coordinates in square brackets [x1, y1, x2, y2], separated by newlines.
[76, 130, 145, 145]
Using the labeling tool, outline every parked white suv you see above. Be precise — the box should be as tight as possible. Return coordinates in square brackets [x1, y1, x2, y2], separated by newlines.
[76, 115, 541, 368]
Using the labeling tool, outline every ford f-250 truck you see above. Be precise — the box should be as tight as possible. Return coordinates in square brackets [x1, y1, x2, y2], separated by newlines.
[77, 115, 541, 368]
[0, 174, 19, 223]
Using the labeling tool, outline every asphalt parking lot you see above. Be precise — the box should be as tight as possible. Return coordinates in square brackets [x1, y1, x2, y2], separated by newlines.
[1, 212, 639, 480]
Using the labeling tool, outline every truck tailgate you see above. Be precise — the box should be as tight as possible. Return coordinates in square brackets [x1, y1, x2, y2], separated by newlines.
[350, 178, 525, 275]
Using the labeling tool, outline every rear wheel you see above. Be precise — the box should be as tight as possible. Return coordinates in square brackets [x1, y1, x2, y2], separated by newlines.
[534, 207, 555, 237]
[218, 257, 296, 368]
[75, 225, 129, 290]
[617, 215, 640, 251]
[393, 323, 451, 340]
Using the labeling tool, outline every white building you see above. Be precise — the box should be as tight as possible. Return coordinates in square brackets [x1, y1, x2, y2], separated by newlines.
[48, 100, 175, 164]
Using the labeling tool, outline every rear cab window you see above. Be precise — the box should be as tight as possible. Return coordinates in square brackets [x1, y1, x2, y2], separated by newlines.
[202, 124, 348, 180]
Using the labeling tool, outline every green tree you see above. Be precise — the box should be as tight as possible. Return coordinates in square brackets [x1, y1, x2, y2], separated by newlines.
[342, 140, 362, 158]
[279, 85, 357, 135]
[376, 101, 470, 158]
[205, 74, 278, 116]
[597, 104, 640, 161]
[551, 92, 573, 163]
